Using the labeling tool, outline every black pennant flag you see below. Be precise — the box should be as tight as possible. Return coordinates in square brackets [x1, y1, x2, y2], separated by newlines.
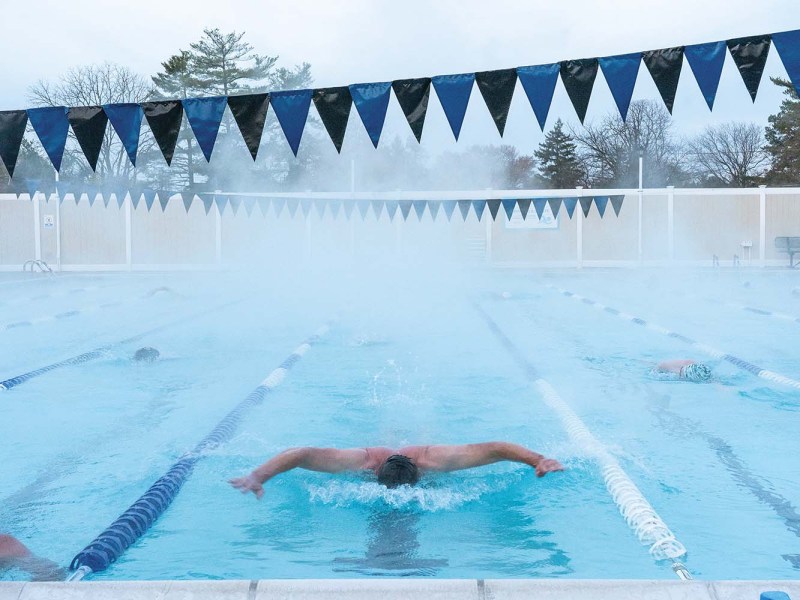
[67, 106, 108, 171]
[285, 198, 299, 218]
[475, 69, 517, 136]
[371, 200, 384, 219]
[385, 200, 399, 221]
[343, 201, 355, 220]
[142, 188, 156, 211]
[329, 200, 342, 219]
[243, 197, 256, 217]
[182, 193, 194, 213]
[201, 195, 214, 215]
[0, 110, 28, 178]
[727, 35, 771, 102]
[272, 197, 286, 217]
[517, 199, 532, 220]
[547, 197, 563, 218]
[158, 191, 171, 212]
[356, 200, 370, 219]
[560, 59, 598, 123]
[229, 196, 242, 216]
[399, 200, 413, 221]
[643, 47, 684, 114]
[142, 101, 183, 166]
[472, 200, 486, 221]
[300, 198, 313, 218]
[579, 196, 593, 217]
[392, 78, 431, 142]
[457, 199, 471, 221]
[313, 87, 352, 153]
[487, 199, 501, 220]
[610, 194, 625, 216]
[228, 93, 270, 160]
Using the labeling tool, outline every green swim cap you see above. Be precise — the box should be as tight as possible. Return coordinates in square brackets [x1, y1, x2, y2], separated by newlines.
[682, 363, 711, 382]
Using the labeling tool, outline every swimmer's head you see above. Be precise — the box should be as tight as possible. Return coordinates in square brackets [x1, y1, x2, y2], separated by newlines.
[682, 363, 711, 382]
[133, 347, 160, 363]
[377, 455, 419, 488]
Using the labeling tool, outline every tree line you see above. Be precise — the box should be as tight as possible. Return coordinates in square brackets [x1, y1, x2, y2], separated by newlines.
[2, 28, 799, 191]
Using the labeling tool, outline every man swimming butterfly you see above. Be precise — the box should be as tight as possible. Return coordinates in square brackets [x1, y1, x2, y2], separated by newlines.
[230, 442, 564, 497]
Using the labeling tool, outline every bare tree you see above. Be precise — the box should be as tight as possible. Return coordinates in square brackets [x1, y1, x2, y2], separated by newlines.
[27, 63, 153, 181]
[572, 99, 688, 187]
[687, 122, 769, 187]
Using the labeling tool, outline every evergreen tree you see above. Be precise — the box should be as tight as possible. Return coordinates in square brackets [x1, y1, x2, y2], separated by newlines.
[534, 119, 584, 188]
[764, 77, 800, 186]
[189, 28, 277, 95]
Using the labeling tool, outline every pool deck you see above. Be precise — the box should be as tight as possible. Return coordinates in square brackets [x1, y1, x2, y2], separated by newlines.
[1, 579, 799, 599]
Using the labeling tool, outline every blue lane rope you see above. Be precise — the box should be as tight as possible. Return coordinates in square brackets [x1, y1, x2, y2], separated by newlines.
[0, 283, 112, 308]
[0, 301, 239, 391]
[1, 301, 125, 332]
[67, 324, 330, 580]
[728, 302, 800, 326]
[548, 285, 800, 391]
[472, 302, 691, 579]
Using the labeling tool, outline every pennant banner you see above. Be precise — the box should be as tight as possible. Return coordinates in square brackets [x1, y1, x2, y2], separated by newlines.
[270, 89, 312, 156]
[0, 110, 28, 178]
[772, 29, 800, 97]
[475, 68, 517, 136]
[142, 101, 183, 166]
[727, 35, 772, 102]
[643, 47, 684, 114]
[684, 42, 727, 110]
[350, 82, 392, 148]
[517, 63, 560, 131]
[560, 59, 598, 124]
[27, 106, 69, 171]
[227, 93, 270, 160]
[392, 78, 431, 143]
[104, 103, 143, 166]
[68, 106, 108, 171]
[183, 96, 227, 161]
[431, 73, 474, 141]
[313, 87, 352, 153]
[598, 53, 641, 121]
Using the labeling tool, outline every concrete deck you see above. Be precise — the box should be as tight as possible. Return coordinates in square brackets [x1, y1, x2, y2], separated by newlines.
[1, 580, 798, 600]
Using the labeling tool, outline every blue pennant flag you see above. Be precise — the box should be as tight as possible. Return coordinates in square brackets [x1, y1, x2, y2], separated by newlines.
[158, 191, 171, 212]
[258, 198, 271, 217]
[472, 200, 487, 221]
[103, 103, 143, 166]
[532, 197, 548, 220]
[142, 189, 156, 211]
[272, 197, 286, 217]
[313, 198, 327, 218]
[501, 198, 516, 220]
[215, 194, 229, 215]
[25, 179, 41, 199]
[286, 198, 300, 218]
[27, 107, 69, 171]
[428, 201, 440, 221]
[385, 200, 399, 221]
[517, 63, 560, 131]
[183, 96, 227, 162]
[598, 53, 641, 121]
[357, 200, 371, 219]
[243, 197, 256, 217]
[610, 195, 625, 216]
[370, 200, 384, 219]
[431, 73, 475, 140]
[182, 193, 194, 213]
[271, 90, 313, 156]
[412, 200, 428, 220]
[343, 200, 355, 219]
[772, 29, 800, 98]
[349, 82, 392, 148]
[300, 198, 313, 218]
[457, 199, 472, 221]
[442, 200, 457, 221]
[579, 197, 593, 217]
[563, 197, 578, 219]
[399, 200, 413, 221]
[594, 195, 609, 217]
[201, 195, 214, 215]
[684, 41, 726, 110]
[329, 199, 342, 219]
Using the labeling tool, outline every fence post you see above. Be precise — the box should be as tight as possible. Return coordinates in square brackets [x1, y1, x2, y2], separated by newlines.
[32, 191, 41, 261]
[576, 186, 583, 269]
[759, 185, 766, 268]
[125, 192, 132, 271]
[55, 174, 62, 272]
[667, 186, 675, 263]
[214, 190, 222, 267]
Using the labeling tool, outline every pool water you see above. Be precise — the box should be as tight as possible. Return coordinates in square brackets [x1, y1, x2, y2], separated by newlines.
[1, 267, 799, 580]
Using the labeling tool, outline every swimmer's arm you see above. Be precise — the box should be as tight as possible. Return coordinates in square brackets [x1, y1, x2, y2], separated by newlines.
[416, 442, 563, 478]
[229, 448, 369, 499]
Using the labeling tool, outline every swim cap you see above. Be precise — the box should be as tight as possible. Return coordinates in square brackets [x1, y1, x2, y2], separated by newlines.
[133, 347, 160, 363]
[377, 455, 419, 488]
[682, 363, 711, 382]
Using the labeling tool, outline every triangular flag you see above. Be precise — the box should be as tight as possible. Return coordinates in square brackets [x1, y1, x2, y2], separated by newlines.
[258, 197, 271, 217]
[270, 89, 312, 156]
[517, 63, 560, 131]
[643, 47, 684, 114]
[142, 101, 183, 166]
[142, 188, 156, 211]
[329, 199, 342, 219]
[610, 194, 625, 216]
[227, 93, 269, 160]
[547, 197, 563, 218]
[343, 201, 355, 219]
[349, 82, 392, 148]
[392, 78, 431, 142]
[772, 29, 800, 98]
[87, 188, 98, 207]
[312, 87, 352, 152]
[183, 96, 227, 162]
[103, 103, 143, 166]
[560, 59, 598, 124]
[487, 199, 501, 220]
[532, 197, 548, 220]
[102, 192, 112, 208]
[313, 198, 327, 218]
[201, 195, 214, 215]
[129, 188, 141, 210]
[115, 189, 128, 208]
[442, 200, 457, 221]
[182, 193, 194, 213]
[0, 110, 28, 178]
[385, 200, 399, 221]
[67, 106, 108, 171]
[472, 199, 487, 221]
[229, 195, 243, 215]
[727, 35, 771, 102]
[272, 197, 286, 217]
[286, 198, 300, 218]
[25, 179, 40, 199]
[517, 199, 531, 220]
[158, 191, 171, 212]
[594, 195, 609, 217]
[431, 73, 475, 140]
[579, 196, 593, 217]
[215, 194, 229, 215]
[563, 197, 578, 219]
[684, 41, 727, 110]
[428, 201, 441, 221]
[412, 200, 427, 220]
[371, 199, 384, 219]
[399, 200, 413, 221]
[598, 53, 641, 121]
[27, 106, 69, 171]
[300, 198, 313, 218]
[501, 198, 516, 220]
[457, 199, 472, 221]
[243, 196, 256, 217]
[475, 68, 517, 136]
[356, 200, 371, 219]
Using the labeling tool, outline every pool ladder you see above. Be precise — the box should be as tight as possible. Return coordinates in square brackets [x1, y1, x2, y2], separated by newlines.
[23, 259, 53, 274]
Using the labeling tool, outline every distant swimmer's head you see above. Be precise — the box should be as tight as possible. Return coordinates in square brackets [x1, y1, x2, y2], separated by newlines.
[681, 363, 711, 382]
[377, 454, 419, 488]
[133, 347, 160, 363]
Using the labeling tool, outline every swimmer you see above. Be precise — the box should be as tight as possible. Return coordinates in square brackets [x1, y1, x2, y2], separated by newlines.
[655, 360, 712, 382]
[230, 442, 564, 498]
[132, 347, 160, 362]
[143, 286, 182, 298]
[0, 534, 64, 581]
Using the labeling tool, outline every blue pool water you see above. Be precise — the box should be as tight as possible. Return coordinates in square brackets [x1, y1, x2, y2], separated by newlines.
[1, 267, 799, 580]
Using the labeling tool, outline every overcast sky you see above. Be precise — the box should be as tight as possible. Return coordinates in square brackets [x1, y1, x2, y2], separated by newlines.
[1, 0, 798, 157]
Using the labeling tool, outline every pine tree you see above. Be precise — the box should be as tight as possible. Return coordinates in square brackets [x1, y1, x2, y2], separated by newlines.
[189, 28, 277, 95]
[764, 77, 800, 186]
[534, 119, 584, 188]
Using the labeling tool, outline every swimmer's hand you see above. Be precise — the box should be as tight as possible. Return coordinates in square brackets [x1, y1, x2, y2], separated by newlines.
[229, 474, 265, 499]
[535, 457, 564, 477]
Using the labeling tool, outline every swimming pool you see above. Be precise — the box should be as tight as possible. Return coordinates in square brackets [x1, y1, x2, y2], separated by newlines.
[1, 266, 799, 581]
